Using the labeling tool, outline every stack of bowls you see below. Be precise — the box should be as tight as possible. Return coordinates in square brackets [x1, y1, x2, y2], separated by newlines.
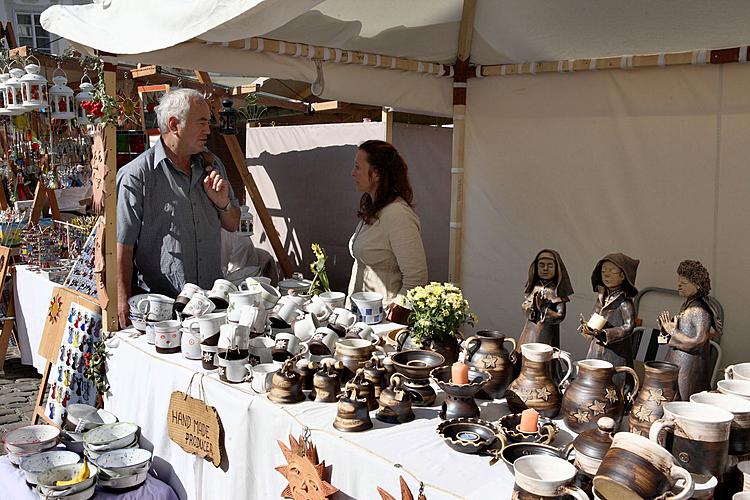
[94, 447, 152, 490]
[19, 450, 80, 485]
[82, 422, 139, 461]
[36, 462, 99, 500]
[128, 294, 149, 333]
[2, 424, 60, 465]
[62, 404, 118, 454]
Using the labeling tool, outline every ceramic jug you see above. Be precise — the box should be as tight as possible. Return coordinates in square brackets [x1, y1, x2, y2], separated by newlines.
[629, 361, 680, 437]
[334, 383, 373, 432]
[561, 359, 639, 433]
[462, 330, 517, 399]
[506, 343, 572, 418]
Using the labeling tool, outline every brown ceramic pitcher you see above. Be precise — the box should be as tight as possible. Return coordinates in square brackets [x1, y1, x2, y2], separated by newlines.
[561, 359, 639, 433]
[506, 343, 572, 418]
[462, 330, 517, 400]
[629, 360, 680, 437]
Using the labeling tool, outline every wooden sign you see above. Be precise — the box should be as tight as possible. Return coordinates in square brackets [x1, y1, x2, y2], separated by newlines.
[167, 390, 224, 467]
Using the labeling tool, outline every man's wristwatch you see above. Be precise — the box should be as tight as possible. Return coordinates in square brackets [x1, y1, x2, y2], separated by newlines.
[216, 200, 232, 212]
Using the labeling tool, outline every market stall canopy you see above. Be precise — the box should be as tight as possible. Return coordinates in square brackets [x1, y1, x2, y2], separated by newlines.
[42, 0, 750, 115]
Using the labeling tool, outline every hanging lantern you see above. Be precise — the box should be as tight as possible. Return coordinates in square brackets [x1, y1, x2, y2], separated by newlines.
[21, 57, 47, 110]
[75, 74, 94, 125]
[0, 69, 10, 116]
[219, 98, 238, 135]
[5, 66, 27, 113]
[49, 67, 74, 120]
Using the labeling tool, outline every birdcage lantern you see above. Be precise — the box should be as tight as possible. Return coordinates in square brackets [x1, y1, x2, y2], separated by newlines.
[21, 57, 47, 110]
[75, 74, 94, 124]
[0, 69, 10, 116]
[219, 97, 238, 135]
[49, 67, 74, 120]
[5, 66, 27, 113]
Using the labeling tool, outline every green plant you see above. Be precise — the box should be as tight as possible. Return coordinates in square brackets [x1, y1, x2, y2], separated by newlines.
[406, 282, 477, 344]
[307, 243, 331, 295]
[84, 339, 110, 396]
[238, 93, 267, 124]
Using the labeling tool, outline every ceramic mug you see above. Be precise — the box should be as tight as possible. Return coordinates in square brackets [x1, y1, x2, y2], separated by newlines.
[208, 279, 238, 309]
[217, 350, 250, 384]
[154, 320, 181, 354]
[248, 336, 275, 366]
[346, 322, 375, 342]
[238, 305, 268, 334]
[183, 292, 215, 317]
[690, 391, 750, 455]
[278, 294, 307, 308]
[308, 327, 338, 356]
[689, 473, 718, 500]
[272, 332, 309, 362]
[738, 461, 750, 491]
[293, 313, 318, 343]
[258, 282, 281, 310]
[594, 431, 694, 499]
[136, 294, 174, 322]
[718, 379, 750, 400]
[195, 312, 227, 341]
[227, 291, 260, 322]
[306, 295, 332, 322]
[219, 323, 250, 351]
[175, 283, 202, 312]
[270, 302, 304, 328]
[239, 277, 263, 293]
[200, 343, 219, 370]
[329, 308, 357, 330]
[650, 401, 734, 478]
[247, 363, 278, 393]
[145, 321, 158, 345]
[512, 455, 588, 499]
[725, 363, 750, 381]
[181, 318, 202, 360]
[319, 291, 346, 310]
[349, 291, 384, 325]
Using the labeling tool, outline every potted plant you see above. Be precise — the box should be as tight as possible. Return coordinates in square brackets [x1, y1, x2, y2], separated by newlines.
[406, 282, 476, 365]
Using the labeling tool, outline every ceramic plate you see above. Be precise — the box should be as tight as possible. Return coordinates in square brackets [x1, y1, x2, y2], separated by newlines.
[94, 448, 151, 471]
[3, 425, 60, 454]
[20, 450, 80, 485]
[83, 422, 138, 448]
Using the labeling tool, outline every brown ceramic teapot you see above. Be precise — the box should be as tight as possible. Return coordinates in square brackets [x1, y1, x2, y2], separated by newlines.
[462, 330, 517, 399]
[561, 359, 639, 433]
[268, 358, 305, 404]
[334, 383, 373, 432]
[506, 343, 572, 418]
[563, 416, 615, 477]
[376, 374, 415, 424]
[628, 360, 680, 437]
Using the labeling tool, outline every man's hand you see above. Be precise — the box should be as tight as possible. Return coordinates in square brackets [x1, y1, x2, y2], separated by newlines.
[203, 169, 230, 209]
[118, 296, 131, 328]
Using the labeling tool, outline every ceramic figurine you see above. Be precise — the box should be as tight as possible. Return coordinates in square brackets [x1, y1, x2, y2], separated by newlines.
[657, 260, 718, 399]
[580, 253, 639, 374]
[519, 249, 574, 349]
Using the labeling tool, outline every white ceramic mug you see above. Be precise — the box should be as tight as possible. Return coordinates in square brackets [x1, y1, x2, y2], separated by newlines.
[248, 336, 275, 365]
[691, 391, 750, 456]
[175, 283, 202, 311]
[181, 318, 202, 360]
[247, 363, 278, 393]
[513, 455, 588, 499]
[718, 379, 750, 400]
[217, 351, 250, 383]
[347, 322, 375, 342]
[293, 314, 318, 343]
[726, 363, 750, 381]
[195, 312, 227, 341]
[329, 308, 357, 330]
[227, 291, 260, 322]
[144, 321, 158, 345]
[306, 295, 332, 322]
[258, 282, 281, 310]
[200, 343, 219, 370]
[271, 302, 304, 328]
[272, 332, 308, 362]
[238, 305, 268, 334]
[319, 291, 346, 310]
[136, 294, 174, 322]
[219, 323, 250, 351]
[183, 292, 215, 317]
[690, 473, 718, 499]
[239, 277, 263, 293]
[308, 327, 338, 356]
[738, 461, 750, 492]
[208, 279, 238, 308]
[350, 291, 385, 325]
[154, 320, 181, 353]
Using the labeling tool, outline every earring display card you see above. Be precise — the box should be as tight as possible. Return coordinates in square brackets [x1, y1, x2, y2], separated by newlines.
[44, 301, 102, 426]
[63, 223, 98, 299]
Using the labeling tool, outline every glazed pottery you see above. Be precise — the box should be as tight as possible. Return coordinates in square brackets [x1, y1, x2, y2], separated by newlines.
[333, 384, 373, 432]
[217, 350, 250, 383]
[98, 467, 149, 491]
[650, 401, 734, 478]
[93, 447, 152, 476]
[154, 319, 181, 354]
[195, 312, 227, 340]
[270, 301, 304, 328]
[309, 327, 338, 356]
[335, 338, 376, 381]
[248, 363, 278, 393]
[319, 291, 346, 310]
[181, 318, 202, 359]
[83, 422, 139, 450]
[65, 405, 117, 432]
[145, 321, 157, 345]
[227, 291, 260, 321]
[377, 374, 414, 424]
[257, 282, 282, 310]
[247, 336, 274, 365]
[691, 391, 750, 455]
[306, 295, 332, 322]
[718, 379, 750, 400]
[37, 462, 99, 496]
[595, 431, 694, 499]
[136, 294, 174, 321]
[175, 283, 202, 312]
[563, 416, 615, 476]
[329, 308, 358, 330]
[421, 335, 460, 366]
[362, 355, 387, 398]
[462, 330, 517, 399]
[561, 358, 639, 432]
[19, 450, 80, 485]
[513, 455, 588, 499]
[499, 442, 569, 473]
[628, 361, 680, 437]
[268, 359, 305, 404]
[207, 278, 238, 309]
[725, 363, 750, 381]
[312, 364, 341, 403]
[292, 313, 318, 342]
[351, 368, 378, 410]
[278, 276, 312, 296]
[219, 323, 250, 351]
[498, 413, 558, 445]
[271, 332, 308, 362]
[739, 461, 750, 491]
[350, 291, 384, 324]
[347, 322, 376, 342]
[3, 425, 60, 455]
[391, 350, 445, 407]
[430, 366, 490, 420]
[436, 417, 505, 454]
[183, 292, 215, 317]
[238, 305, 268, 334]
[506, 343, 572, 418]
[200, 342, 219, 370]
[690, 473, 718, 499]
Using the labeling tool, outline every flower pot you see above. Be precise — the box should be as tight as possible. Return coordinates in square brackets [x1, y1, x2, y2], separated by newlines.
[420, 336, 460, 366]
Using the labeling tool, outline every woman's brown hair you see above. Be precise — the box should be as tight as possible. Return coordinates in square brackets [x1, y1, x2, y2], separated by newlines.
[357, 140, 413, 224]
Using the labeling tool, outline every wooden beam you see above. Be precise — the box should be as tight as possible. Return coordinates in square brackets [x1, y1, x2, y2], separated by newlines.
[29, 185, 60, 223]
[130, 65, 159, 78]
[456, 0, 477, 62]
[232, 84, 260, 95]
[254, 93, 309, 113]
[382, 107, 393, 143]
[311, 101, 340, 112]
[102, 63, 118, 332]
[194, 71, 294, 278]
[4, 22, 16, 49]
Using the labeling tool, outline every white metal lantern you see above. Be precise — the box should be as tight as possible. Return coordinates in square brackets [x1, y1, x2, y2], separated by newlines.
[0, 70, 10, 116]
[49, 69, 74, 120]
[5, 67, 26, 113]
[75, 77, 94, 125]
[21, 59, 47, 110]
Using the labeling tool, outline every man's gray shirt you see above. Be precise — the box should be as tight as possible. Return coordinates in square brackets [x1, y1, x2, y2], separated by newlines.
[116, 138, 237, 297]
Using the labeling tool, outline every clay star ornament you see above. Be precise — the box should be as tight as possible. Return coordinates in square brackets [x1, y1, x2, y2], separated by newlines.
[589, 400, 607, 416]
[572, 408, 590, 424]
[647, 388, 667, 405]
[481, 355, 497, 369]
[535, 387, 551, 401]
[517, 388, 535, 402]
[276, 434, 337, 500]
[633, 405, 653, 422]
[605, 387, 618, 404]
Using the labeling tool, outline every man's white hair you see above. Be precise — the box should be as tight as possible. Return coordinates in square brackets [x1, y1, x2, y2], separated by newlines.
[155, 88, 206, 134]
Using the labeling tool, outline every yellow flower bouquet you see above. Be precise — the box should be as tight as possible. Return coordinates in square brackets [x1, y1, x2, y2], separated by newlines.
[406, 282, 477, 345]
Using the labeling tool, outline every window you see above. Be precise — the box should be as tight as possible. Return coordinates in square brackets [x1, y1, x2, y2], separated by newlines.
[16, 12, 51, 53]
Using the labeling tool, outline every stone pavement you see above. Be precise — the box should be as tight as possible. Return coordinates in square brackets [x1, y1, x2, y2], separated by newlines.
[0, 343, 43, 448]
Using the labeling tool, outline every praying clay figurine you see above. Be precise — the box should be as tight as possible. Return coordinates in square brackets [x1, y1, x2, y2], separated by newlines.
[519, 249, 574, 349]
[657, 260, 718, 399]
[580, 253, 639, 369]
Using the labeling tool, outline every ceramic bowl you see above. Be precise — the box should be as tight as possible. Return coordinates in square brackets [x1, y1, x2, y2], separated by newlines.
[37, 462, 99, 495]
[61, 431, 85, 454]
[83, 422, 139, 450]
[94, 447, 152, 476]
[127, 294, 150, 312]
[37, 482, 96, 500]
[499, 442, 568, 473]
[129, 315, 147, 332]
[84, 436, 138, 460]
[98, 467, 149, 490]
[391, 350, 445, 380]
[718, 379, 750, 400]
[20, 450, 80, 485]
[66, 404, 118, 432]
[436, 417, 503, 454]
[3, 424, 60, 455]
[499, 413, 559, 445]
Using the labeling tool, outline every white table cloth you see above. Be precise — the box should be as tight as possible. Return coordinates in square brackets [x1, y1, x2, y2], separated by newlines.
[14, 265, 58, 374]
[104, 329, 576, 500]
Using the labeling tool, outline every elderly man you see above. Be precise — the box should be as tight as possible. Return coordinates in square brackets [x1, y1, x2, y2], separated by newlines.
[116, 88, 240, 326]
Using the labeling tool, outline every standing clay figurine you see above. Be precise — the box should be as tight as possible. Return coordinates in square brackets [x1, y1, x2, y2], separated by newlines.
[657, 260, 718, 399]
[580, 253, 639, 372]
[519, 249, 574, 349]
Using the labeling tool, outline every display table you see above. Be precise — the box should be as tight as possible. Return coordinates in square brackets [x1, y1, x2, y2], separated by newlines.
[105, 329, 576, 500]
[14, 265, 58, 374]
[0, 455, 178, 500]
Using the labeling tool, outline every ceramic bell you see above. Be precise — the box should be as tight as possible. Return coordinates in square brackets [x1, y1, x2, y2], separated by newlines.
[268, 358, 305, 404]
[351, 368, 378, 411]
[312, 362, 341, 403]
[363, 355, 387, 398]
[376, 374, 415, 424]
[334, 383, 373, 432]
[296, 359, 318, 391]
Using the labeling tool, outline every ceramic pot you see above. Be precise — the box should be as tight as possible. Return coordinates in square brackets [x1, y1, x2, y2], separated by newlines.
[420, 335, 460, 366]
[718, 379, 750, 400]
[463, 330, 517, 399]
[650, 401, 734, 478]
[319, 291, 346, 310]
[362, 356, 387, 398]
[268, 359, 305, 404]
[390, 350, 445, 407]
[333, 384, 372, 432]
[561, 359, 639, 433]
[431, 366, 490, 420]
[350, 291, 384, 325]
[563, 416, 615, 476]
[691, 391, 750, 455]
[175, 283, 201, 312]
[628, 360, 680, 437]
[334, 338, 375, 382]
[512, 455, 589, 499]
[506, 343, 572, 418]
[376, 374, 414, 424]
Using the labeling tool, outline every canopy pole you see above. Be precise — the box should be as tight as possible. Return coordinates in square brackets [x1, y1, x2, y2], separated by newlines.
[448, 0, 477, 286]
[102, 63, 118, 331]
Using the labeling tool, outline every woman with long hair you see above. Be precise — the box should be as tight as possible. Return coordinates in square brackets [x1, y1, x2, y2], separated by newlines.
[347, 140, 428, 318]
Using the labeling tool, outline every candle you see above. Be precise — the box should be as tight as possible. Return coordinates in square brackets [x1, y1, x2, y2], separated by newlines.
[587, 313, 607, 330]
[451, 361, 469, 385]
[519, 408, 539, 433]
